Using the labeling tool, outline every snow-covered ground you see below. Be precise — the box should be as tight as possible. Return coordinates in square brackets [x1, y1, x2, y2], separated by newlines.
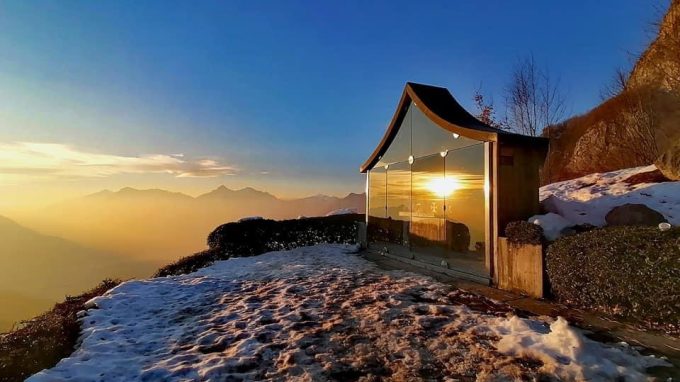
[540, 165, 680, 227]
[29, 245, 669, 381]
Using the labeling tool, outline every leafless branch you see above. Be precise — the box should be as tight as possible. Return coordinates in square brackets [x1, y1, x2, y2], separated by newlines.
[504, 56, 566, 136]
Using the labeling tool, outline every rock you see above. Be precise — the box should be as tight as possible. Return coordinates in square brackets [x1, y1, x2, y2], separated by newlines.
[623, 168, 671, 184]
[540, 195, 563, 215]
[655, 141, 680, 180]
[627, 0, 680, 91]
[604, 204, 668, 226]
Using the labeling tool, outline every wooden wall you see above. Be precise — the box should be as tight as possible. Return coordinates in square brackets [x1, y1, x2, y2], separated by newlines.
[495, 141, 545, 236]
[497, 237, 544, 298]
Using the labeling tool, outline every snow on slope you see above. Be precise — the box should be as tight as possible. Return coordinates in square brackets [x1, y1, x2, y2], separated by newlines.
[325, 207, 357, 216]
[540, 165, 680, 226]
[29, 245, 668, 381]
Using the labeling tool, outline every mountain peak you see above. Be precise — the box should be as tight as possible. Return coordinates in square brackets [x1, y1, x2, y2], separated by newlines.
[84, 187, 192, 200]
[197, 186, 276, 200]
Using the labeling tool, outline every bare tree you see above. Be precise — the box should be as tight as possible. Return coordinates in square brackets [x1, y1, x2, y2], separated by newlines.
[599, 67, 629, 100]
[472, 85, 506, 129]
[504, 56, 567, 136]
[612, 92, 661, 166]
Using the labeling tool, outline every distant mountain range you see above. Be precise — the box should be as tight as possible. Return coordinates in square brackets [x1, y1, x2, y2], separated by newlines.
[15, 186, 365, 265]
[1, 187, 364, 331]
[76, 186, 365, 221]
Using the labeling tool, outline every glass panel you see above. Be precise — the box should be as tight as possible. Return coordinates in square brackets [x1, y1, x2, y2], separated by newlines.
[368, 167, 386, 218]
[386, 161, 410, 221]
[410, 154, 445, 249]
[411, 104, 480, 158]
[386, 160, 411, 245]
[445, 143, 487, 276]
[377, 103, 412, 166]
[367, 167, 388, 243]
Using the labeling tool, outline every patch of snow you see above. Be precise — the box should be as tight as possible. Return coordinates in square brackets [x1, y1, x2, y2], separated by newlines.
[541, 165, 680, 226]
[492, 316, 667, 381]
[325, 207, 357, 216]
[528, 213, 574, 241]
[28, 245, 670, 381]
[238, 216, 264, 222]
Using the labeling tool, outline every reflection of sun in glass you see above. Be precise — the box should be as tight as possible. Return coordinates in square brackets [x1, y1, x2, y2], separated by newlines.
[427, 177, 460, 197]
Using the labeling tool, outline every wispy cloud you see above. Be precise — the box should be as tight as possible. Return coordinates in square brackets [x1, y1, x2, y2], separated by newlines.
[0, 142, 238, 180]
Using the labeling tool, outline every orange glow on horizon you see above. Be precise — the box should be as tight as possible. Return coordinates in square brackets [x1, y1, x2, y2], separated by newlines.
[426, 177, 460, 198]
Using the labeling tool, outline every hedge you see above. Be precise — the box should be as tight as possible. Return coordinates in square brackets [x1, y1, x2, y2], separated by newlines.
[505, 221, 544, 245]
[156, 214, 363, 277]
[546, 226, 680, 334]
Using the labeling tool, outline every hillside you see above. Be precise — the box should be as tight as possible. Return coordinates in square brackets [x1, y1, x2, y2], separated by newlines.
[14, 187, 365, 265]
[0, 216, 146, 332]
[542, 0, 680, 184]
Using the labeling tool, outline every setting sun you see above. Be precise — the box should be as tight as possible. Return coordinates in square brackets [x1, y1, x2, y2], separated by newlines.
[426, 177, 460, 198]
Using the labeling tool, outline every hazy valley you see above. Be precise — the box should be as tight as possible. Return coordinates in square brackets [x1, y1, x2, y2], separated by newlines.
[0, 187, 365, 330]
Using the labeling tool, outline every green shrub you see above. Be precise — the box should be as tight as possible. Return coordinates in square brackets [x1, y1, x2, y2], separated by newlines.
[546, 226, 680, 334]
[156, 214, 363, 277]
[0, 279, 120, 382]
[154, 248, 223, 278]
[505, 221, 543, 245]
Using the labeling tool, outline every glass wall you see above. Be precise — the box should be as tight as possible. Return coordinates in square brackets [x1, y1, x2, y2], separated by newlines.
[367, 167, 388, 244]
[386, 160, 410, 244]
[377, 106, 412, 167]
[368, 167, 386, 219]
[411, 105, 479, 158]
[367, 101, 489, 278]
[444, 144, 486, 276]
[410, 154, 445, 249]
[445, 144, 486, 252]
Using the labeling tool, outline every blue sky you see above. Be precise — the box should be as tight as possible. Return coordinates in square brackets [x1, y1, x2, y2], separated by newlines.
[0, 1, 664, 204]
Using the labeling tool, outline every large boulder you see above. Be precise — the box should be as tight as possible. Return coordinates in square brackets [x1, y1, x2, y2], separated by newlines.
[604, 204, 668, 226]
[655, 140, 680, 180]
[540, 195, 564, 215]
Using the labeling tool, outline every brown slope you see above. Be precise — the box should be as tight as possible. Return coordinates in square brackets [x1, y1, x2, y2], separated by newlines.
[542, 0, 680, 184]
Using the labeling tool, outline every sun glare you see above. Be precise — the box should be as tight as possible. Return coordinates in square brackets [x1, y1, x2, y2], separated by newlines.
[426, 177, 460, 198]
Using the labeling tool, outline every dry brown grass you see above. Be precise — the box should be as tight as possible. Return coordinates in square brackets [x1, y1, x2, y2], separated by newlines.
[0, 279, 120, 382]
[542, 86, 672, 184]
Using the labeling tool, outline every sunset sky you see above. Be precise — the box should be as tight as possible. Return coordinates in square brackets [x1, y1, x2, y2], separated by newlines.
[0, 1, 661, 211]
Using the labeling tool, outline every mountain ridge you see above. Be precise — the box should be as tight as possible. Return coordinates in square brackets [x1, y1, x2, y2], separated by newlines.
[83, 186, 363, 203]
[0, 214, 146, 332]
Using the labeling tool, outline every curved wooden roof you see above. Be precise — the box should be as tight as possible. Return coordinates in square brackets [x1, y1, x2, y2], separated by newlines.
[360, 82, 548, 173]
